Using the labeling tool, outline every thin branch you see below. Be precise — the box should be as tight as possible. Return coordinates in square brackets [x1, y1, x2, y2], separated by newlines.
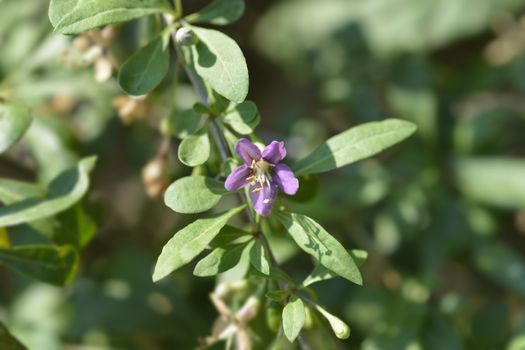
[164, 16, 312, 350]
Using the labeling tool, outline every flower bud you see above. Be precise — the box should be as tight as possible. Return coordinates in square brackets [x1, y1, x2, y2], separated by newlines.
[175, 27, 199, 46]
[94, 57, 113, 83]
[141, 157, 169, 198]
[316, 305, 351, 339]
[73, 35, 91, 53]
[236, 296, 260, 323]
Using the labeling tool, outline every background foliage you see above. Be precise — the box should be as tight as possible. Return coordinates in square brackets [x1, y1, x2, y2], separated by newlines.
[1, 0, 525, 349]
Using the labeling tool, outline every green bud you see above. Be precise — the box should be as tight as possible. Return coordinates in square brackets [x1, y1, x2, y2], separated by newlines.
[175, 27, 199, 46]
[315, 305, 351, 339]
[266, 304, 281, 332]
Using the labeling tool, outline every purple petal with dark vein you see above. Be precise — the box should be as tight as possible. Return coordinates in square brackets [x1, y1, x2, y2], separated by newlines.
[272, 163, 299, 195]
[249, 184, 278, 216]
[262, 141, 286, 164]
[235, 138, 261, 164]
[225, 165, 252, 191]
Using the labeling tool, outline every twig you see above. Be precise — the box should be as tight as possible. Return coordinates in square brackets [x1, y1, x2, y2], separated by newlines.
[164, 15, 312, 350]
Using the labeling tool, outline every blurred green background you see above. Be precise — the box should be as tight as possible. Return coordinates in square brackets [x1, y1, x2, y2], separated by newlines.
[2, 0, 525, 349]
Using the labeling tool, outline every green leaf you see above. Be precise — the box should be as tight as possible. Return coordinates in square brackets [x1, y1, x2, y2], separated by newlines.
[282, 295, 305, 342]
[0, 157, 96, 227]
[266, 289, 289, 302]
[192, 26, 249, 103]
[302, 249, 367, 287]
[0, 178, 45, 205]
[0, 321, 27, 350]
[186, 0, 245, 26]
[250, 239, 270, 275]
[293, 119, 416, 176]
[152, 204, 246, 282]
[49, 0, 171, 35]
[193, 241, 252, 277]
[53, 204, 97, 249]
[455, 157, 525, 209]
[164, 176, 227, 214]
[222, 100, 260, 135]
[164, 108, 203, 140]
[118, 36, 170, 96]
[209, 225, 251, 248]
[276, 211, 362, 285]
[314, 304, 351, 340]
[178, 127, 210, 167]
[0, 245, 78, 286]
[0, 101, 32, 154]
[472, 241, 525, 296]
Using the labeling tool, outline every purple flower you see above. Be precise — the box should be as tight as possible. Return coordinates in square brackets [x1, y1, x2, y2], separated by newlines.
[225, 138, 299, 216]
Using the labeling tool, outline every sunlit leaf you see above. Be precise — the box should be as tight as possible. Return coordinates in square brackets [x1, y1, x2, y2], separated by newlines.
[191, 26, 249, 103]
[0, 321, 27, 350]
[249, 239, 270, 275]
[118, 36, 169, 96]
[0, 244, 78, 285]
[302, 249, 367, 287]
[0, 157, 96, 227]
[185, 0, 245, 26]
[49, 0, 171, 34]
[164, 176, 227, 214]
[193, 241, 252, 277]
[293, 119, 416, 176]
[178, 127, 211, 167]
[282, 295, 305, 342]
[276, 211, 362, 285]
[0, 100, 32, 154]
[152, 205, 246, 282]
[222, 100, 260, 135]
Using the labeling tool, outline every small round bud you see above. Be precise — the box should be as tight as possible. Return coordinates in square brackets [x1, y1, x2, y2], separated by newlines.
[236, 296, 260, 323]
[73, 35, 91, 52]
[175, 27, 199, 46]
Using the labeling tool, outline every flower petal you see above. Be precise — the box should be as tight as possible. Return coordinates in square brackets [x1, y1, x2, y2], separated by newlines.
[249, 184, 278, 216]
[235, 138, 261, 164]
[225, 165, 252, 191]
[272, 164, 299, 195]
[262, 141, 286, 164]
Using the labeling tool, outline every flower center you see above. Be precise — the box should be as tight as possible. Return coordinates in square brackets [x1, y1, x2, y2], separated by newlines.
[246, 159, 273, 200]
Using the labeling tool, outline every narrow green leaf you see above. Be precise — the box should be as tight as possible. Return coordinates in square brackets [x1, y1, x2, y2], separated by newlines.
[49, 0, 171, 34]
[0, 245, 78, 286]
[266, 289, 289, 302]
[209, 225, 251, 248]
[193, 241, 251, 277]
[314, 304, 351, 340]
[250, 239, 270, 275]
[0, 157, 96, 227]
[192, 27, 249, 103]
[164, 176, 227, 214]
[293, 119, 417, 176]
[0, 321, 27, 350]
[455, 157, 525, 209]
[152, 204, 246, 282]
[276, 211, 362, 285]
[223, 100, 260, 135]
[186, 0, 245, 25]
[178, 127, 210, 167]
[118, 36, 169, 96]
[302, 249, 367, 287]
[0, 101, 32, 154]
[282, 295, 305, 342]
[0, 178, 45, 204]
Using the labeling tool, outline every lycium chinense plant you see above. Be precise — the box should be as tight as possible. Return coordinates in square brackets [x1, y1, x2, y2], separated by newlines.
[46, 0, 417, 348]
